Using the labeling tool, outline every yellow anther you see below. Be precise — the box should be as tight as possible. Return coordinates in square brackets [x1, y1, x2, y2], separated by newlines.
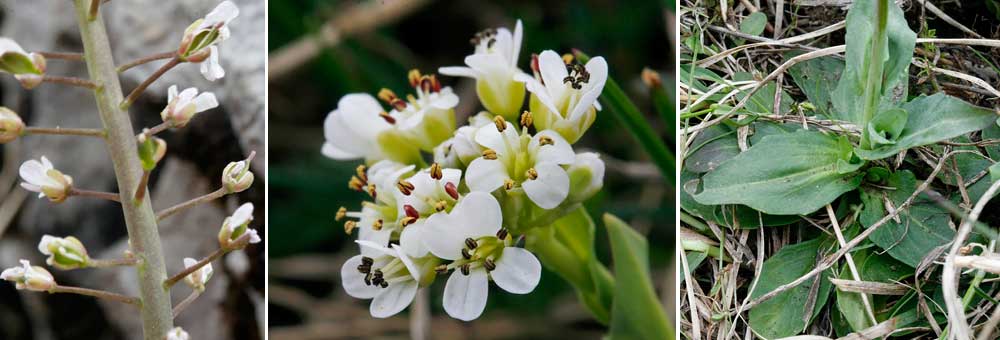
[373, 218, 383, 231]
[503, 178, 515, 190]
[355, 165, 368, 182]
[525, 168, 538, 180]
[562, 53, 574, 64]
[397, 180, 415, 195]
[539, 136, 555, 146]
[493, 115, 507, 132]
[335, 207, 347, 221]
[344, 221, 357, 235]
[520, 110, 533, 128]
[429, 163, 443, 180]
[482, 149, 498, 160]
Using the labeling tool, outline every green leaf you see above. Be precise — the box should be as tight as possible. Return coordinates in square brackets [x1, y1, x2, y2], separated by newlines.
[867, 108, 908, 146]
[739, 12, 768, 37]
[836, 249, 914, 332]
[831, 0, 916, 126]
[749, 238, 834, 339]
[733, 73, 793, 115]
[693, 130, 864, 215]
[859, 170, 953, 267]
[787, 55, 844, 117]
[576, 51, 674, 183]
[990, 162, 1000, 183]
[604, 214, 673, 340]
[684, 124, 739, 173]
[854, 93, 997, 160]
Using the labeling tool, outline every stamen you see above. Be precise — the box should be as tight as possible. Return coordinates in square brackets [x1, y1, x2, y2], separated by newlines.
[401, 216, 417, 227]
[487, 38, 497, 49]
[397, 180, 415, 195]
[483, 258, 496, 271]
[379, 281, 389, 288]
[377, 88, 397, 103]
[538, 136, 555, 146]
[503, 179, 515, 190]
[465, 238, 478, 250]
[520, 111, 533, 128]
[335, 207, 347, 221]
[364, 273, 372, 285]
[525, 168, 538, 180]
[496, 228, 509, 240]
[362, 256, 374, 266]
[404, 204, 420, 219]
[493, 116, 507, 132]
[355, 165, 368, 182]
[372, 218, 383, 231]
[379, 111, 396, 124]
[434, 201, 448, 212]
[390, 98, 407, 111]
[348, 176, 366, 191]
[435, 264, 450, 274]
[408, 69, 422, 88]
[445, 182, 460, 200]
[357, 263, 371, 273]
[482, 149, 498, 160]
[461, 248, 472, 260]
[641, 68, 661, 88]
[344, 220, 357, 235]
[429, 163, 443, 180]
[366, 184, 378, 199]
[562, 53, 574, 64]
[460, 263, 471, 275]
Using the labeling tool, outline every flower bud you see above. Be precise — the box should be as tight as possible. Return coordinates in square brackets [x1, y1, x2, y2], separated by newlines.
[0, 38, 47, 89]
[182, 257, 213, 292]
[166, 327, 190, 340]
[38, 235, 90, 270]
[177, 1, 238, 60]
[19, 156, 73, 203]
[138, 133, 167, 171]
[1, 260, 56, 292]
[161, 85, 218, 128]
[218, 203, 261, 249]
[566, 152, 605, 203]
[222, 159, 254, 193]
[0, 107, 24, 144]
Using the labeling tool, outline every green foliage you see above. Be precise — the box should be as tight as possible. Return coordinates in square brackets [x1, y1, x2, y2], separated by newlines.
[604, 214, 673, 340]
[739, 12, 768, 37]
[859, 170, 953, 268]
[748, 237, 834, 339]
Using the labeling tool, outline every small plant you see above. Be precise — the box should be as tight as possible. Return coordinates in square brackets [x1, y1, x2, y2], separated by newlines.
[322, 19, 671, 338]
[681, 0, 1000, 338]
[0, 1, 258, 339]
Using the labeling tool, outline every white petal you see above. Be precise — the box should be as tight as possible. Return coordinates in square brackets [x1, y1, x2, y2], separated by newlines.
[19, 159, 51, 186]
[422, 213, 465, 260]
[442, 268, 489, 321]
[522, 162, 569, 209]
[341, 255, 379, 299]
[440, 168, 462, 187]
[168, 85, 179, 102]
[491, 247, 541, 294]
[0, 38, 26, 54]
[398, 221, 429, 258]
[37, 235, 56, 255]
[19, 183, 41, 194]
[192, 92, 219, 113]
[200, 47, 225, 81]
[493, 27, 514, 63]
[531, 130, 575, 165]
[338, 93, 392, 139]
[370, 280, 417, 318]
[356, 240, 396, 258]
[538, 51, 569, 99]
[464, 158, 507, 193]
[465, 53, 507, 78]
[511, 20, 523, 68]
[569, 57, 608, 121]
[320, 142, 360, 160]
[515, 73, 560, 116]
[438, 66, 478, 78]
[449, 192, 502, 239]
[390, 244, 423, 282]
[229, 203, 254, 227]
[392, 109, 425, 130]
[474, 122, 519, 155]
[205, 1, 239, 25]
[429, 88, 459, 109]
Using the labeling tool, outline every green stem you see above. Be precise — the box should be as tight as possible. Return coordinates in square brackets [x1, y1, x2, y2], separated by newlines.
[859, 0, 889, 149]
[73, 1, 174, 338]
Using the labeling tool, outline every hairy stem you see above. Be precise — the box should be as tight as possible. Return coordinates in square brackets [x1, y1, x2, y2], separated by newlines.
[42, 76, 99, 90]
[163, 247, 228, 289]
[51, 284, 139, 306]
[73, 1, 174, 338]
[172, 289, 201, 318]
[156, 188, 227, 221]
[859, 0, 889, 149]
[120, 57, 181, 110]
[118, 51, 176, 73]
[70, 188, 121, 203]
[24, 126, 106, 138]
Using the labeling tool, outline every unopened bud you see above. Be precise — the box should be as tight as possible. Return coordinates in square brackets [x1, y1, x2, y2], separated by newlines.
[161, 85, 218, 127]
[0, 107, 24, 144]
[641, 68, 661, 88]
[1, 260, 55, 292]
[166, 327, 190, 340]
[222, 157, 254, 193]
[19, 156, 73, 203]
[38, 235, 90, 270]
[218, 203, 260, 249]
[138, 133, 167, 171]
[182, 257, 213, 292]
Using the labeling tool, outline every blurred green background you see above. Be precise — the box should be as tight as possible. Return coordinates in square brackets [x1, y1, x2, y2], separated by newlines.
[268, 0, 673, 338]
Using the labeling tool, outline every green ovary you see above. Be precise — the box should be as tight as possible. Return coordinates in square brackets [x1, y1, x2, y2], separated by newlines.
[477, 78, 525, 121]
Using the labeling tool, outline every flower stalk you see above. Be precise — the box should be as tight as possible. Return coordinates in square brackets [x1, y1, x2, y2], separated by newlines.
[24, 126, 106, 138]
[161, 235, 244, 289]
[51, 284, 140, 306]
[171, 290, 201, 318]
[73, 0, 175, 337]
[37, 51, 85, 61]
[156, 187, 227, 221]
[87, 257, 138, 268]
[118, 51, 176, 73]
[859, 0, 890, 149]
[121, 57, 182, 110]
[42, 75, 99, 90]
[70, 188, 121, 202]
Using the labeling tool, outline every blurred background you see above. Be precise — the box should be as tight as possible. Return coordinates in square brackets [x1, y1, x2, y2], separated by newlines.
[0, 0, 265, 339]
[268, 0, 673, 339]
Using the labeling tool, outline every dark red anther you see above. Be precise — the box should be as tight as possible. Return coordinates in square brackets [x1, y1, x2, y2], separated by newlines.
[404, 204, 420, 219]
[445, 182, 459, 200]
[530, 53, 541, 81]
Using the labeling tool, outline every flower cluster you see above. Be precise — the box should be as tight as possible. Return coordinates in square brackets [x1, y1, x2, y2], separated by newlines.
[325, 19, 607, 321]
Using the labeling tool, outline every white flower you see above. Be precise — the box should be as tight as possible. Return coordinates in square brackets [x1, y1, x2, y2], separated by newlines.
[19, 156, 74, 203]
[322, 93, 394, 161]
[178, 1, 239, 59]
[1, 260, 56, 292]
[439, 20, 526, 119]
[341, 240, 433, 318]
[396, 165, 463, 258]
[218, 203, 260, 249]
[166, 327, 190, 340]
[38, 235, 90, 270]
[515, 50, 608, 143]
[566, 152, 605, 203]
[433, 112, 492, 168]
[383, 71, 458, 134]
[0, 37, 46, 89]
[422, 192, 542, 321]
[222, 159, 254, 193]
[182, 257, 213, 292]
[199, 46, 225, 81]
[339, 161, 415, 254]
[0, 106, 24, 144]
[465, 122, 576, 209]
[162, 85, 218, 127]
